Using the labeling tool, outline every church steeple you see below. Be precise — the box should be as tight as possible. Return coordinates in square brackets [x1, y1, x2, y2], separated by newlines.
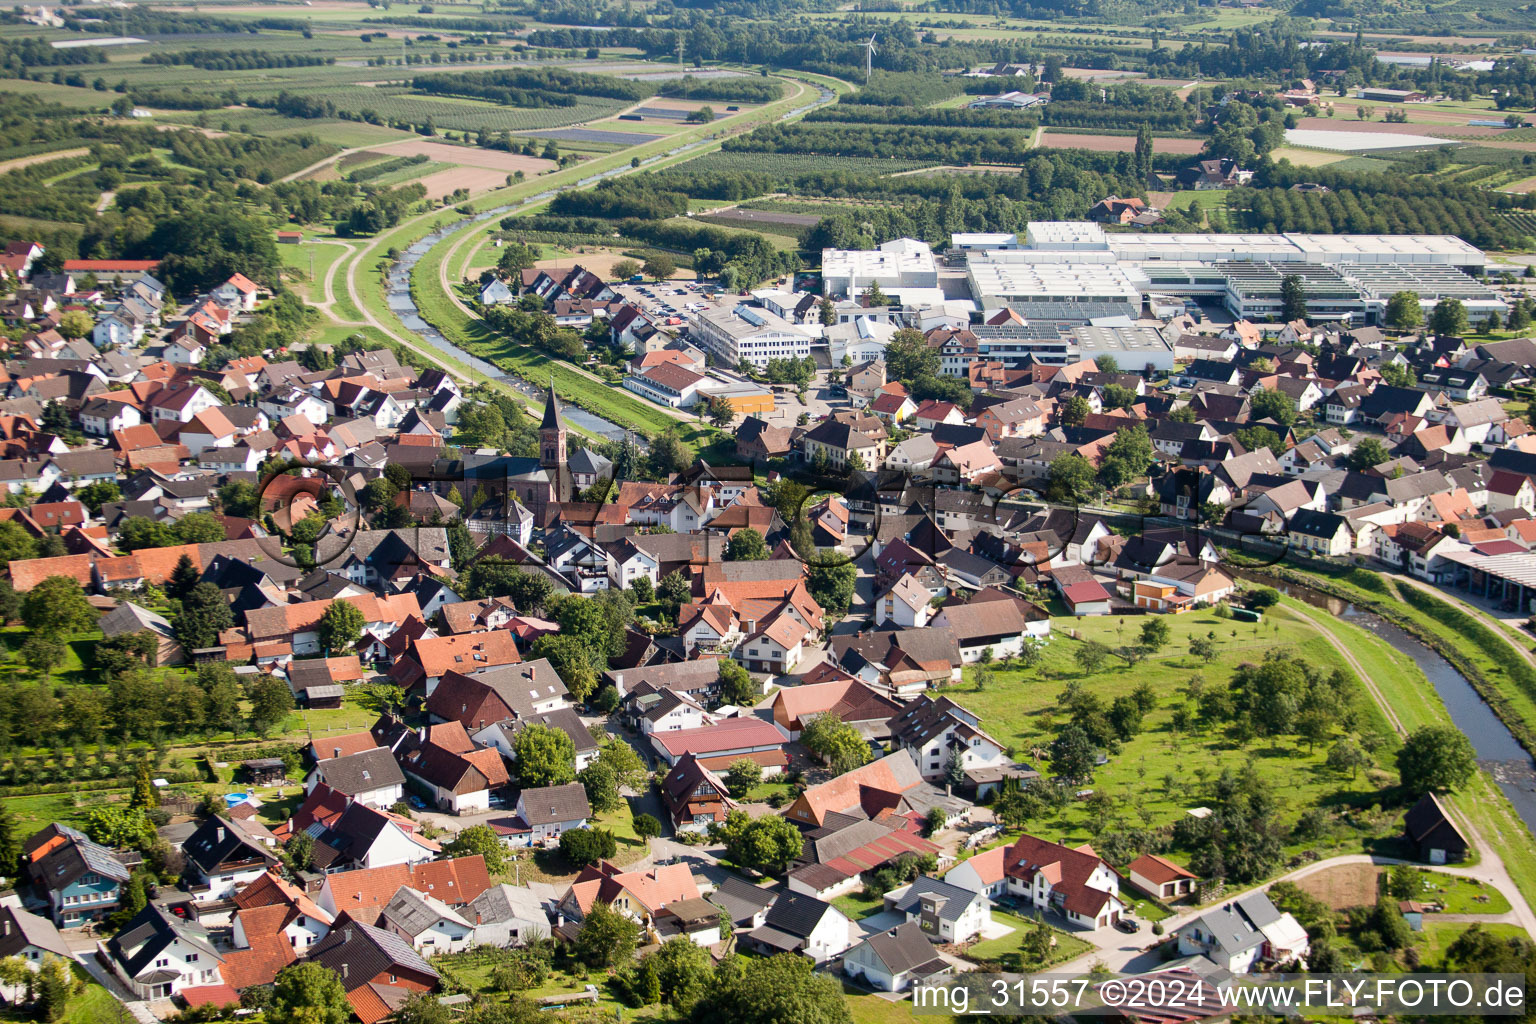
[539, 378, 566, 471]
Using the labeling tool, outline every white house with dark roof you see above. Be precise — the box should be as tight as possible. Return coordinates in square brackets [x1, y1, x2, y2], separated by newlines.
[885, 874, 992, 944]
[842, 920, 948, 993]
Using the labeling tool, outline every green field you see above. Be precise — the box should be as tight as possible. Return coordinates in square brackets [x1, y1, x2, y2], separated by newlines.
[953, 603, 1400, 854]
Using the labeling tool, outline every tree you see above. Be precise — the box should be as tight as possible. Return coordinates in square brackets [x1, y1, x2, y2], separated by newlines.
[1429, 298, 1469, 337]
[35, 956, 72, 1021]
[1189, 636, 1217, 663]
[1280, 275, 1308, 321]
[21, 636, 64, 677]
[1050, 723, 1097, 782]
[0, 520, 35, 564]
[83, 805, 155, 850]
[580, 740, 646, 813]
[173, 512, 226, 544]
[725, 758, 764, 797]
[176, 581, 233, 651]
[1047, 453, 1098, 504]
[612, 258, 640, 282]
[248, 677, 294, 736]
[726, 528, 767, 561]
[800, 714, 871, 774]
[497, 241, 539, 276]
[20, 576, 96, 637]
[658, 570, 692, 607]
[714, 809, 803, 875]
[883, 328, 939, 383]
[690, 952, 852, 1024]
[807, 560, 857, 618]
[718, 659, 756, 707]
[58, 309, 94, 340]
[574, 901, 640, 968]
[1249, 387, 1297, 427]
[643, 254, 677, 281]
[1058, 394, 1090, 427]
[317, 600, 366, 653]
[513, 723, 576, 788]
[1139, 617, 1170, 652]
[861, 281, 889, 308]
[117, 515, 177, 552]
[130, 761, 159, 811]
[268, 963, 351, 1024]
[446, 824, 509, 874]
[1249, 587, 1280, 609]
[167, 554, 202, 603]
[1346, 438, 1391, 471]
[76, 480, 123, 515]
[1326, 738, 1369, 779]
[706, 394, 735, 429]
[1396, 725, 1476, 794]
[1510, 301, 1533, 333]
[559, 825, 617, 867]
[819, 297, 836, 326]
[1075, 640, 1110, 675]
[634, 813, 662, 841]
[1385, 291, 1423, 330]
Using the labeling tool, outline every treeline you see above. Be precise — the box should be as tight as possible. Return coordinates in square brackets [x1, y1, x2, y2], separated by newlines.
[512, 213, 799, 286]
[550, 180, 688, 220]
[725, 122, 1061, 166]
[361, 14, 527, 32]
[1231, 161, 1536, 250]
[806, 99, 1196, 132]
[142, 49, 333, 70]
[412, 67, 653, 106]
[347, 152, 430, 183]
[0, 36, 108, 73]
[657, 75, 782, 103]
[842, 71, 963, 108]
[166, 131, 336, 185]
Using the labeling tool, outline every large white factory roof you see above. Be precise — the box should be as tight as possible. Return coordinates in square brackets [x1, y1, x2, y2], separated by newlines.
[1283, 233, 1486, 265]
[1104, 232, 1302, 262]
[822, 238, 936, 279]
[1024, 221, 1107, 249]
[968, 257, 1143, 303]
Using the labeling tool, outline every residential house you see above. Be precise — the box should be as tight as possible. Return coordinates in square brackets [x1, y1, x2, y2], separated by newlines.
[885, 874, 992, 944]
[22, 823, 130, 927]
[380, 886, 477, 956]
[182, 815, 281, 903]
[741, 890, 852, 963]
[105, 905, 225, 1001]
[1127, 854, 1199, 901]
[506, 782, 590, 845]
[659, 753, 737, 833]
[841, 921, 947, 993]
[1176, 892, 1310, 972]
[944, 833, 1124, 930]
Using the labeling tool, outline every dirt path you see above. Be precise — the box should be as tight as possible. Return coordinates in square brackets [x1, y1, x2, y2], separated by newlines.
[305, 239, 363, 323]
[95, 190, 115, 213]
[0, 147, 87, 175]
[1288, 602, 1407, 735]
[1389, 573, 1536, 667]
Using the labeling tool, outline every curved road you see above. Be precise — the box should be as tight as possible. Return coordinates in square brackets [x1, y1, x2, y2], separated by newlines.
[383, 74, 840, 424]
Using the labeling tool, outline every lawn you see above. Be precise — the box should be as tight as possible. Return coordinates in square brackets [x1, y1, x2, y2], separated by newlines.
[962, 909, 1094, 967]
[0, 964, 125, 1024]
[952, 603, 1400, 853]
[1414, 921, 1527, 968]
[1399, 868, 1511, 914]
[834, 890, 886, 921]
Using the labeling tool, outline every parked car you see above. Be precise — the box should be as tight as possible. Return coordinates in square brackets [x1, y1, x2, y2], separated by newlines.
[1115, 917, 1140, 934]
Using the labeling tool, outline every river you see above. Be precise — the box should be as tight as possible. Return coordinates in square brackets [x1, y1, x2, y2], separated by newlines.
[386, 81, 839, 442]
[1260, 576, 1536, 839]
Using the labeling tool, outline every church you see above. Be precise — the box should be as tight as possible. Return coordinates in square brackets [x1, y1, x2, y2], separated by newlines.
[455, 384, 577, 523]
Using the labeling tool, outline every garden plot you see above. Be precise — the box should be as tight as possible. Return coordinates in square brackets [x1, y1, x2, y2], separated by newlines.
[1284, 128, 1456, 151]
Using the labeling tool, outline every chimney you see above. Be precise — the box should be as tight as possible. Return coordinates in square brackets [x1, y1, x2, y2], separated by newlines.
[216, 828, 226, 843]
[333, 747, 341, 759]
[3, 921, 10, 937]
[341, 964, 349, 981]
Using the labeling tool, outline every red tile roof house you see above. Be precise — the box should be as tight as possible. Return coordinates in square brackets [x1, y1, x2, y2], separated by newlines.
[943, 833, 1126, 929]
[649, 717, 790, 774]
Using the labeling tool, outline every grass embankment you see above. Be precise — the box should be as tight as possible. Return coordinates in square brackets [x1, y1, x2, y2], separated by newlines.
[1247, 562, 1536, 753]
[1284, 595, 1536, 915]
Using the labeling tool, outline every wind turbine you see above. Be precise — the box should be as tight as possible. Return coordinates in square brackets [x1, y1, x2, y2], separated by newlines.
[863, 34, 877, 84]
